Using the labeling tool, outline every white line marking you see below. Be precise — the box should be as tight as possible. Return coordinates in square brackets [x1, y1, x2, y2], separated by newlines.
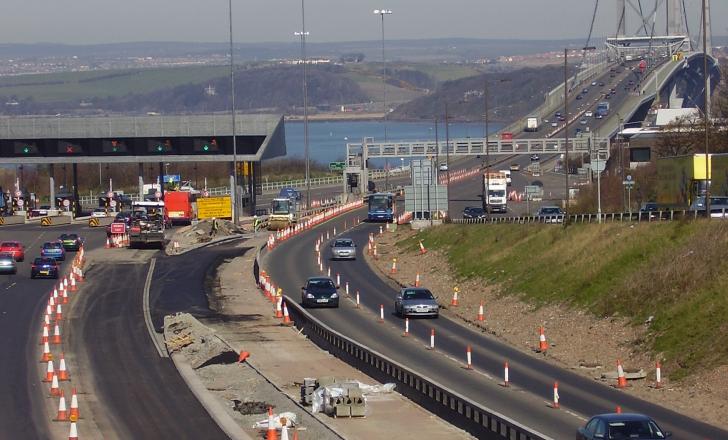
[5, 282, 16, 290]
[143, 258, 168, 358]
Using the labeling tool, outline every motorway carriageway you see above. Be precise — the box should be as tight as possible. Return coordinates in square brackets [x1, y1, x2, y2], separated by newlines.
[264, 207, 728, 439]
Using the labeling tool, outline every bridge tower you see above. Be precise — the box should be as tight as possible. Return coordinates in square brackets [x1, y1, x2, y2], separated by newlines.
[667, 0, 684, 36]
[616, 0, 626, 37]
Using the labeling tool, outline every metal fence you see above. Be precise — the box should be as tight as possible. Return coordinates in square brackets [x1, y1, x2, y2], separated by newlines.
[260, 168, 409, 193]
[451, 209, 724, 225]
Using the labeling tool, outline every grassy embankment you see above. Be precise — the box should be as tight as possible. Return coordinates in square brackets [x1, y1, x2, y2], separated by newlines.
[402, 221, 728, 380]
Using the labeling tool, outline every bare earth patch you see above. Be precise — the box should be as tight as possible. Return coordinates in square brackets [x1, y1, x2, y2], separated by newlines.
[366, 226, 728, 430]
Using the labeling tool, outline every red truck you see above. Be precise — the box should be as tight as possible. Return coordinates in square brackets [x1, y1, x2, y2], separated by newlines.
[164, 191, 194, 225]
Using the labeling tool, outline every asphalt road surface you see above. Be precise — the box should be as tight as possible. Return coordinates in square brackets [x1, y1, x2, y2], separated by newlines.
[0, 223, 105, 438]
[264, 208, 728, 439]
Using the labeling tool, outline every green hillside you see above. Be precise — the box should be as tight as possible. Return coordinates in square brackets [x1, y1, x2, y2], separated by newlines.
[403, 221, 728, 380]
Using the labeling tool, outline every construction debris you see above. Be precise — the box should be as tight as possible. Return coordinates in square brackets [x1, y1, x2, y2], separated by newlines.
[302, 377, 395, 418]
[164, 313, 239, 369]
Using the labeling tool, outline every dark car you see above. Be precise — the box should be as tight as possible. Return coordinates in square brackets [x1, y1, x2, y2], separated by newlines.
[463, 207, 486, 219]
[576, 413, 671, 439]
[0, 252, 17, 275]
[301, 277, 339, 308]
[279, 187, 302, 201]
[58, 233, 83, 251]
[536, 206, 564, 223]
[530, 154, 540, 162]
[30, 257, 60, 279]
[576, 94, 583, 100]
[40, 242, 65, 261]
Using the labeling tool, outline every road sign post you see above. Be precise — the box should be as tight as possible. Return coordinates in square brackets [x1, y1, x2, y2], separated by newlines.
[622, 175, 634, 217]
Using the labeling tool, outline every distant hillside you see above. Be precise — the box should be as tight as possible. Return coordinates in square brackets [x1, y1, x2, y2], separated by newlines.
[391, 65, 568, 122]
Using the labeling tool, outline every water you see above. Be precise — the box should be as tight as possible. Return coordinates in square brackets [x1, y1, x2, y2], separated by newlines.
[283, 120, 504, 165]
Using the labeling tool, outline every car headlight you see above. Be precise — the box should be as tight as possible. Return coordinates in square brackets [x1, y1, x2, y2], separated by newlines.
[330, 293, 338, 298]
[305, 293, 314, 299]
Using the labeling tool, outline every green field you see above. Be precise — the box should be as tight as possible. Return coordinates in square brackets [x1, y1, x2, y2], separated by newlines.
[0, 65, 230, 102]
[402, 221, 728, 380]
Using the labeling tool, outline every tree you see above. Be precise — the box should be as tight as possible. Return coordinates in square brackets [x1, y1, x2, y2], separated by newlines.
[653, 115, 701, 157]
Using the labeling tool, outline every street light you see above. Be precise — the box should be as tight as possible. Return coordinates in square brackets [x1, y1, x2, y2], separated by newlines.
[563, 47, 569, 227]
[296, 0, 311, 210]
[702, 0, 711, 218]
[374, 8, 392, 190]
[228, 0, 239, 224]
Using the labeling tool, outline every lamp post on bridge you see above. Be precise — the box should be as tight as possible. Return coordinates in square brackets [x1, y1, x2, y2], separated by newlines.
[374, 8, 392, 191]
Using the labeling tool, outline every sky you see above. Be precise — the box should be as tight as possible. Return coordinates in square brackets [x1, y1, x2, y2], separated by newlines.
[1, 0, 726, 45]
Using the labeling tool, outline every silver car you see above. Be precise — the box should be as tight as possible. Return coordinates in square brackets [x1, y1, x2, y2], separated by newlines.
[395, 288, 439, 318]
[0, 252, 17, 275]
[331, 238, 356, 260]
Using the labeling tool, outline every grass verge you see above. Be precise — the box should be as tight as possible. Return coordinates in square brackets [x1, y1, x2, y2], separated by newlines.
[402, 221, 728, 380]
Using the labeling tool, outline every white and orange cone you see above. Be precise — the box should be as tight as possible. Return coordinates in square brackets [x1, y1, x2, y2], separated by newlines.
[61, 287, 69, 304]
[655, 361, 662, 389]
[379, 304, 384, 323]
[465, 345, 473, 370]
[55, 304, 63, 322]
[355, 291, 360, 308]
[390, 258, 397, 274]
[428, 328, 435, 350]
[43, 360, 55, 382]
[451, 287, 459, 306]
[69, 388, 79, 421]
[266, 406, 278, 440]
[477, 301, 485, 322]
[58, 353, 69, 381]
[41, 341, 53, 362]
[275, 296, 283, 319]
[552, 381, 560, 409]
[538, 326, 548, 352]
[415, 273, 421, 287]
[55, 390, 68, 421]
[40, 324, 49, 345]
[503, 361, 510, 387]
[51, 323, 62, 345]
[70, 276, 78, 292]
[68, 421, 78, 440]
[419, 240, 427, 254]
[403, 318, 409, 336]
[617, 360, 627, 388]
[49, 373, 61, 396]
[282, 302, 293, 326]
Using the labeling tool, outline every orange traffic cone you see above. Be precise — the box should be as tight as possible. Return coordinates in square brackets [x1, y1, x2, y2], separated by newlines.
[50, 373, 61, 396]
[503, 361, 510, 387]
[282, 302, 293, 326]
[52, 323, 62, 345]
[477, 301, 485, 322]
[69, 388, 79, 421]
[451, 287, 459, 306]
[68, 421, 78, 440]
[655, 361, 662, 389]
[552, 381, 560, 409]
[275, 296, 283, 319]
[266, 406, 278, 440]
[105, 237, 111, 248]
[55, 390, 68, 421]
[40, 324, 49, 345]
[419, 240, 427, 254]
[465, 345, 473, 370]
[379, 304, 384, 323]
[70, 276, 78, 292]
[61, 287, 69, 304]
[538, 327, 549, 352]
[373, 245, 378, 260]
[41, 341, 53, 362]
[390, 258, 397, 274]
[58, 353, 70, 381]
[403, 317, 409, 336]
[43, 360, 55, 382]
[617, 360, 628, 388]
[428, 328, 435, 350]
[414, 273, 421, 287]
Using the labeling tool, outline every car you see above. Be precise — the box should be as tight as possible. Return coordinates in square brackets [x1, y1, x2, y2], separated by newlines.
[599, 82, 605, 86]
[555, 111, 562, 117]
[30, 205, 51, 217]
[582, 88, 589, 94]
[575, 128, 583, 136]
[301, 277, 339, 308]
[91, 208, 109, 218]
[591, 81, 597, 86]
[595, 113, 604, 119]
[558, 115, 566, 121]
[58, 233, 83, 251]
[584, 111, 593, 117]
[330, 238, 356, 260]
[509, 163, 520, 172]
[551, 121, 559, 127]
[439, 163, 448, 171]
[395, 287, 440, 318]
[580, 118, 588, 125]
[576, 413, 671, 440]
[576, 94, 583, 100]
[30, 257, 59, 279]
[689, 196, 728, 217]
[0, 241, 25, 262]
[0, 253, 17, 275]
[536, 206, 564, 223]
[279, 187, 302, 201]
[530, 154, 540, 162]
[40, 242, 65, 261]
[462, 206, 486, 219]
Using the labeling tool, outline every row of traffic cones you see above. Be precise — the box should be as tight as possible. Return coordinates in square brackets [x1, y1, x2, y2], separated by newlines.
[105, 233, 129, 249]
[41, 246, 85, 439]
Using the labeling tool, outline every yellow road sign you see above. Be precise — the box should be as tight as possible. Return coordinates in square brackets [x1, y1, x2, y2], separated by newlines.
[197, 196, 232, 219]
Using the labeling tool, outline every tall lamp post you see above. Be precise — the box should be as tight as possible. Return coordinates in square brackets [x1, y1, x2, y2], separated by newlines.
[374, 9, 392, 190]
[228, 0, 239, 224]
[483, 78, 510, 222]
[296, 0, 311, 210]
[563, 48, 569, 227]
[702, 0, 711, 218]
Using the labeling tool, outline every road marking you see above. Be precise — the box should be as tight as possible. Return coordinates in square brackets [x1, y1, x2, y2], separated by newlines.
[143, 258, 168, 358]
[5, 282, 16, 290]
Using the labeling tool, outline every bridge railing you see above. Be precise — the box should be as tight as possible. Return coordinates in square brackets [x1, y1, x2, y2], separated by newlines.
[260, 168, 410, 193]
[451, 209, 721, 225]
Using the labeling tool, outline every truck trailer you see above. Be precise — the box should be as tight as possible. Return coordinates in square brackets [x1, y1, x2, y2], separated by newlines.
[525, 116, 540, 132]
[483, 172, 508, 213]
[656, 153, 728, 209]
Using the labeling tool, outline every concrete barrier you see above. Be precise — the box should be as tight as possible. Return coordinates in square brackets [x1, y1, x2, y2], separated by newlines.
[0, 216, 27, 225]
[85, 217, 114, 227]
[40, 216, 73, 226]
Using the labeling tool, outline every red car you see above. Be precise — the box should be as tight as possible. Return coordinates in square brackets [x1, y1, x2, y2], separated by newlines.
[0, 241, 25, 262]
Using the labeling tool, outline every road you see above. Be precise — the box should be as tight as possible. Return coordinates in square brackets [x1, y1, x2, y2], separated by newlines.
[0, 223, 105, 438]
[264, 208, 728, 439]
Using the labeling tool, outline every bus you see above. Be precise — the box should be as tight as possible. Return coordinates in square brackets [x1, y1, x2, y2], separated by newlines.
[367, 193, 394, 222]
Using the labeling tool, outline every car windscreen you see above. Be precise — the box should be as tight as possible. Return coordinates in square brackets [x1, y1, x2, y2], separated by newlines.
[540, 208, 561, 215]
[403, 290, 434, 300]
[43, 243, 62, 249]
[607, 420, 662, 438]
[0, 242, 18, 248]
[33, 258, 55, 265]
[334, 240, 353, 247]
[307, 279, 336, 292]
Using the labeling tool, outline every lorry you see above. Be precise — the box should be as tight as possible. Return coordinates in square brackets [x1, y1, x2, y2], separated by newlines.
[656, 153, 728, 209]
[595, 101, 610, 118]
[128, 201, 166, 248]
[525, 116, 540, 132]
[267, 197, 300, 230]
[164, 191, 194, 225]
[483, 172, 508, 213]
